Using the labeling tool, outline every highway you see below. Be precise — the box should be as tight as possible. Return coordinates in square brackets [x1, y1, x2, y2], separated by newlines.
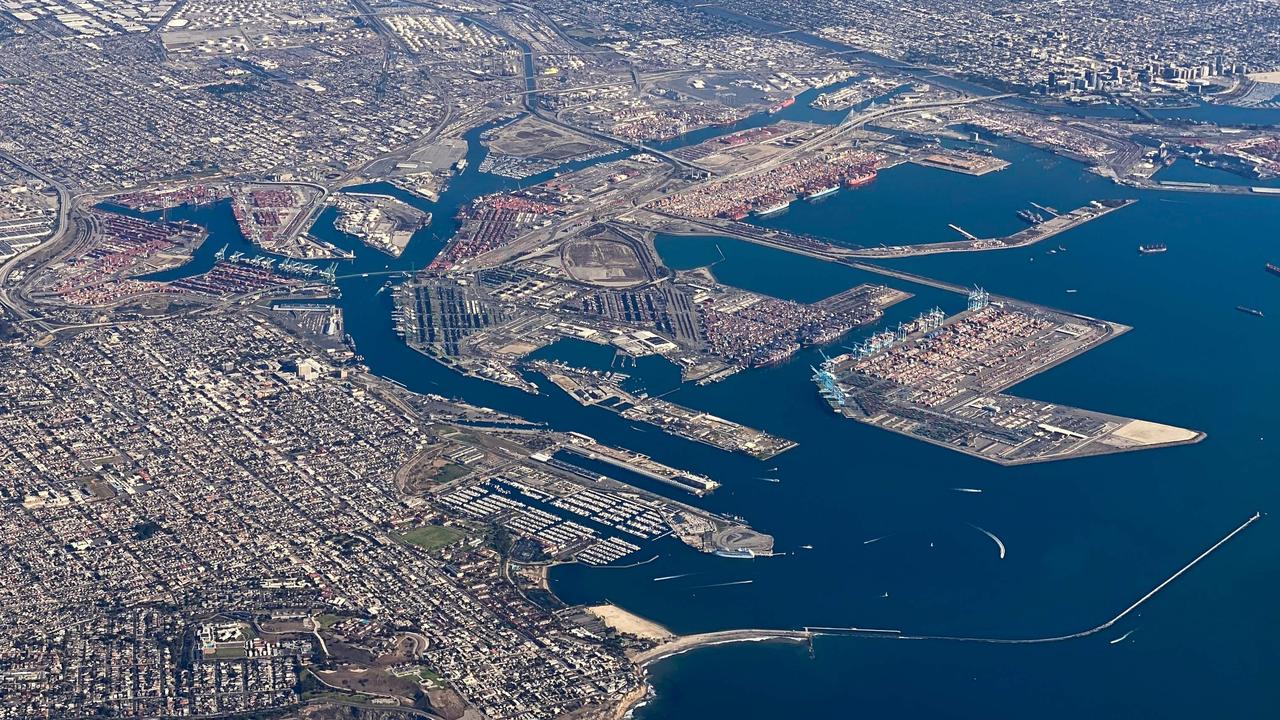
[0, 152, 74, 329]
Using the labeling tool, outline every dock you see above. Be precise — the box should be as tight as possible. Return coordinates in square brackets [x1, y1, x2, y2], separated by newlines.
[556, 434, 721, 496]
[530, 360, 798, 460]
[815, 294, 1204, 465]
[848, 199, 1137, 259]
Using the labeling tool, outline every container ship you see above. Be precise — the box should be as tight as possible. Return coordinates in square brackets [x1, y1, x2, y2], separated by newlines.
[806, 185, 840, 201]
[1266, 262, 1280, 277]
[1138, 242, 1167, 254]
[768, 97, 795, 114]
[844, 169, 877, 188]
[754, 199, 792, 217]
[750, 342, 800, 367]
[1236, 305, 1265, 318]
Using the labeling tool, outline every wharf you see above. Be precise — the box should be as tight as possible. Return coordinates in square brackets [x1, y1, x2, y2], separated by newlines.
[627, 197, 1133, 266]
[530, 360, 798, 460]
[817, 298, 1204, 465]
[844, 199, 1137, 259]
[556, 434, 721, 496]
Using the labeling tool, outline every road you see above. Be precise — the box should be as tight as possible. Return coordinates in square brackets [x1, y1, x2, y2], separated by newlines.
[0, 152, 74, 328]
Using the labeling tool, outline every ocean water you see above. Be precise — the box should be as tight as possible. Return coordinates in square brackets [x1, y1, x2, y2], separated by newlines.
[113, 104, 1280, 719]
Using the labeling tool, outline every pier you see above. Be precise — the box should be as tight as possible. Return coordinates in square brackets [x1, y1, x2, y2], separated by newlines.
[556, 435, 721, 496]
[846, 199, 1137, 259]
[628, 197, 1134, 270]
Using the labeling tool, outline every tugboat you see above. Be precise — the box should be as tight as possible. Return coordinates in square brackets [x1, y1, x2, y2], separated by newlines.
[1138, 242, 1167, 254]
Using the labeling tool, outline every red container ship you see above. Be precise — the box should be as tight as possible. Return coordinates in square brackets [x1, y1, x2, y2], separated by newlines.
[768, 97, 796, 114]
[844, 169, 877, 188]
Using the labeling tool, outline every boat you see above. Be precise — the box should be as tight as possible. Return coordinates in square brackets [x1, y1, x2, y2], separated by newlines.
[800, 544, 813, 550]
[845, 170, 877, 188]
[806, 185, 839, 201]
[1266, 262, 1280, 277]
[1138, 242, 1167, 254]
[714, 548, 756, 559]
[767, 97, 795, 114]
[1065, 289, 1078, 293]
[754, 199, 791, 217]
[1237, 305, 1265, 318]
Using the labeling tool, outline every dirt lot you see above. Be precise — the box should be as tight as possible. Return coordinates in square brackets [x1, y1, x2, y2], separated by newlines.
[562, 237, 650, 287]
[484, 116, 612, 161]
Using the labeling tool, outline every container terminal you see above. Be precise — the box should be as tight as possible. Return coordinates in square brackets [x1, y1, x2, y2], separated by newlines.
[814, 288, 1204, 465]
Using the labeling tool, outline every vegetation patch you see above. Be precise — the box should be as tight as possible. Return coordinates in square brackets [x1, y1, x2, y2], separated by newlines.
[397, 525, 465, 551]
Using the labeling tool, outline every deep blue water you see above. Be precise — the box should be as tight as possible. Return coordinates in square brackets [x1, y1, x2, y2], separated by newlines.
[110, 105, 1280, 718]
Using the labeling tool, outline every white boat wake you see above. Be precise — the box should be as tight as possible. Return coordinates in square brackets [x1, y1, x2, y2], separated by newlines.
[1109, 629, 1136, 644]
[691, 579, 754, 589]
[968, 523, 1006, 559]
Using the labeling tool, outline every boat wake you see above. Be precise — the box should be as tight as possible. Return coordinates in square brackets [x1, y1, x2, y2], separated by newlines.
[968, 523, 1007, 559]
[1109, 629, 1136, 645]
[691, 579, 754, 589]
[653, 573, 696, 582]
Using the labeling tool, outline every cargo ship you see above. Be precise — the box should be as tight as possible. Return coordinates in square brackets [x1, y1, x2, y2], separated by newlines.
[1236, 305, 1265, 318]
[806, 185, 840, 201]
[1138, 242, 1167, 254]
[754, 199, 791, 217]
[844, 170, 877, 188]
[768, 97, 795, 114]
[1266, 262, 1280, 277]
[750, 342, 800, 367]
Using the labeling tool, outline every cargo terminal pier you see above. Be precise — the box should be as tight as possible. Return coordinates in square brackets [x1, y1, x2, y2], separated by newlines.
[814, 288, 1204, 465]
